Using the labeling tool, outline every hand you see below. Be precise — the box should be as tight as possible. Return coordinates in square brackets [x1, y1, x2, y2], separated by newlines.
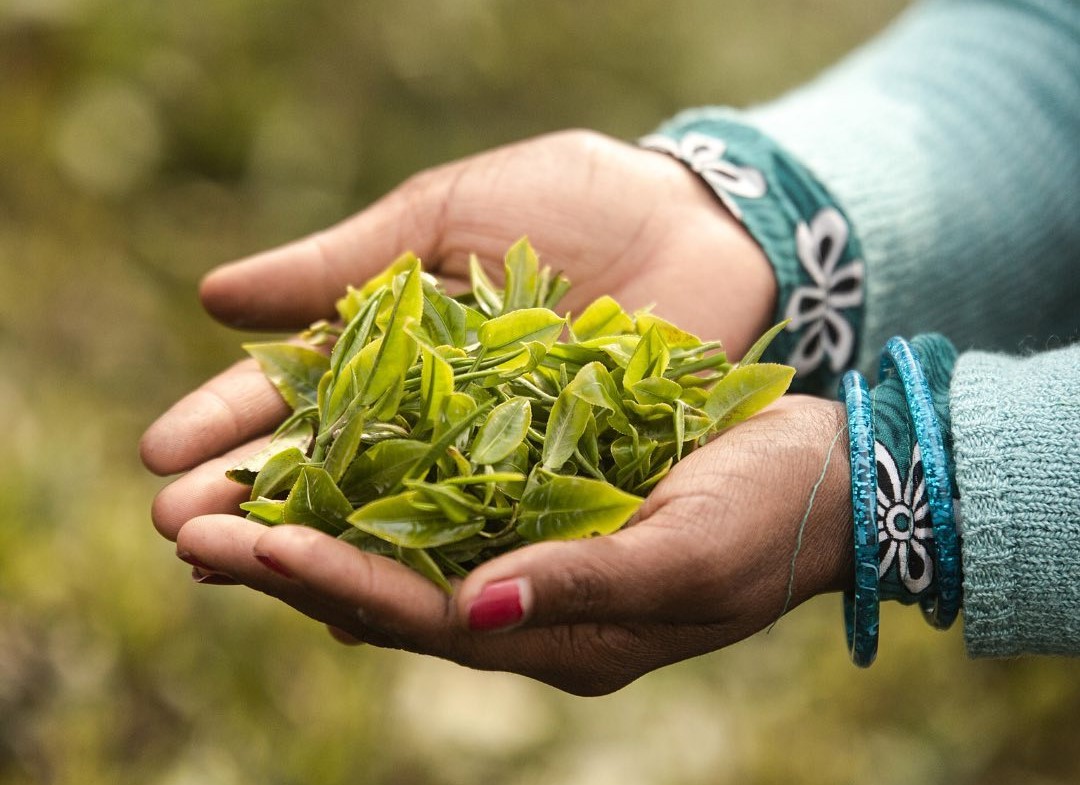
[140, 129, 774, 477]
[159, 396, 852, 696]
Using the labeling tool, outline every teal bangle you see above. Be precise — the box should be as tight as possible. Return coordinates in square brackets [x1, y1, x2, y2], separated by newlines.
[841, 370, 880, 667]
[878, 337, 962, 630]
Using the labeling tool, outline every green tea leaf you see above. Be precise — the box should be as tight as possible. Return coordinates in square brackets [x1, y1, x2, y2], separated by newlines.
[338, 252, 419, 320]
[469, 254, 503, 317]
[250, 447, 305, 501]
[623, 398, 673, 420]
[673, 400, 686, 460]
[283, 466, 353, 535]
[576, 334, 640, 368]
[478, 308, 565, 353]
[623, 326, 670, 389]
[634, 458, 673, 495]
[544, 342, 606, 368]
[326, 337, 380, 425]
[418, 345, 454, 434]
[502, 237, 541, 313]
[543, 273, 571, 311]
[396, 546, 453, 593]
[614, 439, 657, 487]
[515, 475, 642, 542]
[634, 312, 701, 349]
[571, 295, 634, 340]
[433, 391, 478, 442]
[364, 262, 423, 404]
[226, 419, 314, 485]
[421, 287, 468, 348]
[245, 343, 330, 410]
[322, 411, 366, 483]
[335, 285, 365, 324]
[348, 491, 484, 548]
[331, 292, 382, 377]
[737, 319, 790, 366]
[407, 399, 494, 485]
[491, 443, 530, 499]
[578, 415, 601, 468]
[630, 376, 683, 405]
[703, 363, 795, 429]
[542, 385, 592, 470]
[241, 498, 286, 525]
[338, 439, 429, 503]
[478, 341, 547, 386]
[405, 481, 481, 524]
[441, 472, 528, 486]
[470, 397, 532, 464]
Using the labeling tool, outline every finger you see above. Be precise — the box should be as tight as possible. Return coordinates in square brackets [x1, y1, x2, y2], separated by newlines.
[199, 164, 459, 329]
[453, 500, 721, 633]
[176, 515, 396, 646]
[251, 525, 458, 649]
[247, 525, 645, 688]
[140, 358, 289, 476]
[151, 435, 270, 541]
[243, 523, 721, 695]
[326, 625, 365, 646]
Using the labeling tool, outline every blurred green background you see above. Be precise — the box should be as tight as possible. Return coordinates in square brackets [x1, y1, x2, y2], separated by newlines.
[2, 1, 1079, 783]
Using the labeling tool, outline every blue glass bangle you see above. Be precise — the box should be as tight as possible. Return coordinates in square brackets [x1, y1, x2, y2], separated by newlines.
[841, 370, 879, 667]
[878, 337, 961, 630]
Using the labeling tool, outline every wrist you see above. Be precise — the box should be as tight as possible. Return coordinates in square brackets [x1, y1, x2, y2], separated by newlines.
[640, 111, 867, 393]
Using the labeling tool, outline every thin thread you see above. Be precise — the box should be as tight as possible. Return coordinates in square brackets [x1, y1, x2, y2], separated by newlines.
[768, 424, 846, 633]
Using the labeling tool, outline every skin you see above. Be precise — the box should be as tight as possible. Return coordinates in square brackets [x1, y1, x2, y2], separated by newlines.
[142, 130, 854, 696]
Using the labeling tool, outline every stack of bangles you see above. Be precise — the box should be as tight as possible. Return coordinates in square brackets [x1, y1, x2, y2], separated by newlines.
[840, 335, 962, 667]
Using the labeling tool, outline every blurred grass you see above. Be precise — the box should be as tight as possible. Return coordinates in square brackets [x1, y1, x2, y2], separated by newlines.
[3, 1, 1080, 783]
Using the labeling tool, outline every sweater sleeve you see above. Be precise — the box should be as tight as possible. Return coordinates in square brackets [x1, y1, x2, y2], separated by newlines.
[741, 0, 1080, 364]
[951, 343, 1080, 656]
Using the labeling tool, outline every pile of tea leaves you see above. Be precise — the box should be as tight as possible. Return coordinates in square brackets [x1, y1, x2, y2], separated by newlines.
[228, 238, 794, 590]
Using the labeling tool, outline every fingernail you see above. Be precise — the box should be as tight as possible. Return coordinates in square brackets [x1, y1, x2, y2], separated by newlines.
[191, 566, 238, 585]
[177, 551, 211, 570]
[255, 552, 293, 579]
[468, 578, 531, 632]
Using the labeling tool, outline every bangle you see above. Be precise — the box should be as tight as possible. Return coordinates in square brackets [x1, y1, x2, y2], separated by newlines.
[878, 337, 961, 630]
[841, 369, 879, 667]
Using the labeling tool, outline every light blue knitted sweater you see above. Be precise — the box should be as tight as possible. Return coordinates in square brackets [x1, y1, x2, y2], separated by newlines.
[741, 0, 1080, 656]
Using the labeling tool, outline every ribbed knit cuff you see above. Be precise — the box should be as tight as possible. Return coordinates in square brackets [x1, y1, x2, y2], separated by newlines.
[951, 344, 1080, 657]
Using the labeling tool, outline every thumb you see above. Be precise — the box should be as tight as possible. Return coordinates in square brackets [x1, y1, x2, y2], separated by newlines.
[199, 162, 460, 329]
[455, 510, 721, 633]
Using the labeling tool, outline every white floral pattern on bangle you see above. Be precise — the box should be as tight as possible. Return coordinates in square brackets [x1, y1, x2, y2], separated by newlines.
[876, 441, 933, 595]
[784, 207, 865, 375]
[638, 132, 766, 220]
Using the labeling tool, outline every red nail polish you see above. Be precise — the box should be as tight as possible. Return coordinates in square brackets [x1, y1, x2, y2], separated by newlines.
[177, 551, 211, 570]
[255, 552, 293, 579]
[468, 578, 528, 632]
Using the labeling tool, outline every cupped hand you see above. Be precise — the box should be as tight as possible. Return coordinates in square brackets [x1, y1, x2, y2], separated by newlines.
[140, 129, 774, 478]
[160, 396, 852, 697]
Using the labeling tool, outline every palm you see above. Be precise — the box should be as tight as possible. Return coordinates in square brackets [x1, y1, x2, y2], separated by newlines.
[143, 130, 773, 477]
[410, 130, 762, 341]
[201, 130, 773, 353]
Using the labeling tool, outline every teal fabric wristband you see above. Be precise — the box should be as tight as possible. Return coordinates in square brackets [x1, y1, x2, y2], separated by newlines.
[870, 334, 959, 607]
[640, 109, 866, 394]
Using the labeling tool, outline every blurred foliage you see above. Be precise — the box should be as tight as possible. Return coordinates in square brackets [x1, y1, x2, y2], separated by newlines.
[2, 0, 1079, 783]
